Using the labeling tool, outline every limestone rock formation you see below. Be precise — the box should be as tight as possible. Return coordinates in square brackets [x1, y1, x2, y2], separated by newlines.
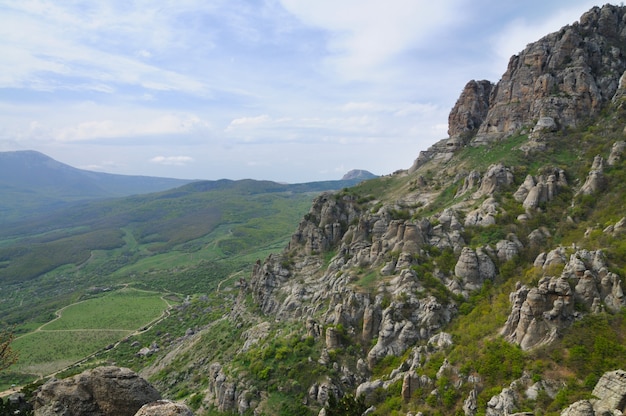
[560, 400, 595, 416]
[592, 369, 626, 414]
[577, 155, 607, 196]
[502, 249, 625, 350]
[204, 363, 241, 413]
[486, 387, 517, 416]
[513, 168, 567, 210]
[448, 80, 494, 140]
[32, 366, 161, 416]
[454, 247, 496, 294]
[473, 164, 514, 198]
[134, 400, 194, 416]
[472, 5, 626, 144]
[608, 140, 626, 165]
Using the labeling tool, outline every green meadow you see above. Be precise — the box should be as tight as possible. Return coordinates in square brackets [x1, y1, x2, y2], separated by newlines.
[2, 288, 168, 388]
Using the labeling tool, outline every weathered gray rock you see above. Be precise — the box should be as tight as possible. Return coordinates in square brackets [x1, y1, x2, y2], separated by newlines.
[514, 169, 567, 210]
[530, 117, 558, 139]
[592, 370, 626, 414]
[486, 387, 517, 416]
[204, 363, 239, 413]
[472, 5, 626, 144]
[608, 140, 626, 165]
[577, 155, 607, 196]
[503, 249, 625, 350]
[496, 236, 523, 262]
[456, 171, 482, 198]
[465, 198, 499, 227]
[33, 366, 161, 416]
[454, 247, 496, 293]
[473, 164, 514, 198]
[463, 389, 478, 416]
[448, 80, 494, 140]
[560, 400, 595, 416]
[134, 400, 193, 416]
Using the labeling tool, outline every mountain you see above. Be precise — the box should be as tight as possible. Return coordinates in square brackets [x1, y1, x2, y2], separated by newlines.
[7, 4, 626, 416]
[0, 150, 195, 220]
[341, 169, 378, 181]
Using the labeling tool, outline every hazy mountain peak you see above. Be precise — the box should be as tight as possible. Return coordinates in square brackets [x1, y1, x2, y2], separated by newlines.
[341, 169, 377, 180]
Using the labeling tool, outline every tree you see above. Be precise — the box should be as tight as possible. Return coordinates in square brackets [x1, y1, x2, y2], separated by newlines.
[0, 328, 18, 372]
[325, 393, 368, 416]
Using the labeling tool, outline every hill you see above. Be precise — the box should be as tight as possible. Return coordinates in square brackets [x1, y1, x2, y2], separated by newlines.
[5, 4, 626, 416]
[0, 150, 195, 221]
[0, 173, 372, 329]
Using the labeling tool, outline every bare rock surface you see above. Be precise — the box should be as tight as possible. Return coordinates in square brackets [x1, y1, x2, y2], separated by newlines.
[592, 369, 626, 414]
[502, 249, 625, 350]
[471, 5, 626, 144]
[33, 366, 161, 416]
[134, 400, 194, 416]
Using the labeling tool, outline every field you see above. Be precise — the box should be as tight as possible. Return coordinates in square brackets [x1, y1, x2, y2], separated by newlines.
[2, 288, 168, 388]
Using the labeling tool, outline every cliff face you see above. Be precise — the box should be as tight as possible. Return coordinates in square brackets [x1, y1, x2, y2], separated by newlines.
[447, 4, 626, 145]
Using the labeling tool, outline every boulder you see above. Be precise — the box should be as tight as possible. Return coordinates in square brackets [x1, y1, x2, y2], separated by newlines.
[134, 400, 193, 416]
[454, 247, 496, 293]
[473, 164, 514, 198]
[592, 369, 626, 414]
[32, 366, 161, 416]
[560, 400, 595, 416]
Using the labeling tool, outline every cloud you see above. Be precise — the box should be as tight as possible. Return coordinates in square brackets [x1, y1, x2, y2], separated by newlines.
[0, 2, 211, 94]
[225, 115, 272, 130]
[55, 112, 210, 142]
[150, 155, 194, 166]
[279, 0, 468, 80]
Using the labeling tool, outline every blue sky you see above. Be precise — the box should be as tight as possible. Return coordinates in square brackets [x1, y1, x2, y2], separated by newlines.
[0, 0, 605, 182]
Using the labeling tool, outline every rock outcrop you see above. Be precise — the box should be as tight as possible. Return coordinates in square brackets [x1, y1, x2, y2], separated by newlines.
[134, 400, 194, 416]
[501, 249, 625, 350]
[513, 168, 567, 210]
[448, 80, 494, 140]
[472, 5, 626, 144]
[32, 366, 161, 416]
[592, 369, 626, 414]
[577, 155, 607, 196]
[608, 141, 626, 165]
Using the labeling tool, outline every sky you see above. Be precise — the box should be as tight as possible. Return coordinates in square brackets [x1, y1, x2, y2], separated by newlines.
[0, 0, 608, 183]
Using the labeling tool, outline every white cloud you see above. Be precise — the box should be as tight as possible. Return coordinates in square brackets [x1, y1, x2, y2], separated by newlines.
[55, 113, 210, 142]
[150, 155, 194, 166]
[0, 2, 211, 94]
[226, 115, 272, 130]
[279, 0, 468, 80]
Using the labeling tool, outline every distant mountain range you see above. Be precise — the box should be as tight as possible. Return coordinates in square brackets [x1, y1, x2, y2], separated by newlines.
[0, 150, 377, 222]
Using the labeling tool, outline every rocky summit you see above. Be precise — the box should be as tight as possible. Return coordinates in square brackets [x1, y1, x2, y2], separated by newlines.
[17, 4, 626, 416]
